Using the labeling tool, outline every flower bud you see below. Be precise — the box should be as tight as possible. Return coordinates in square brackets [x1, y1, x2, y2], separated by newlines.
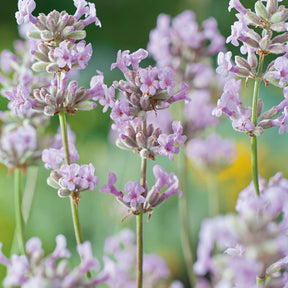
[235, 56, 251, 71]
[32, 61, 49, 72]
[270, 6, 288, 24]
[40, 30, 54, 41]
[267, 0, 278, 16]
[67, 31, 86, 40]
[74, 101, 96, 111]
[136, 131, 146, 148]
[118, 135, 137, 149]
[257, 99, 263, 118]
[33, 51, 49, 62]
[269, 44, 285, 54]
[58, 189, 71, 198]
[260, 35, 271, 51]
[245, 11, 262, 26]
[258, 119, 272, 129]
[27, 30, 42, 39]
[255, 1, 268, 19]
[271, 23, 287, 32]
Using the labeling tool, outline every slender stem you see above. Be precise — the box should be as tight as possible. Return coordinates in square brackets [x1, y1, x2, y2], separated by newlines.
[59, 110, 71, 165]
[14, 168, 25, 255]
[136, 119, 147, 288]
[136, 213, 143, 288]
[178, 151, 196, 287]
[58, 111, 86, 257]
[207, 171, 219, 217]
[251, 54, 264, 196]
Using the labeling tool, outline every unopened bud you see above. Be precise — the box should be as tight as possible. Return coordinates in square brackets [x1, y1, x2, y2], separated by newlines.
[271, 23, 287, 32]
[27, 30, 41, 39]
[32, 61, 48, 72]
[67, 31, 86, 40]
[267, 0, 278, 16]
[136, 131, 146, 148]
[257, 99, 263, 117]
[270, 6, 288, 24]
[40, 30, 54, 41]
[245, 11, 262, 26]
[235, 56, 251, 71]
[255, 1, 268, 19]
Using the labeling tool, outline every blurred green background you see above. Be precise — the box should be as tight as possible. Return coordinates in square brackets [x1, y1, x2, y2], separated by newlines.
[1, 0, 288, 287]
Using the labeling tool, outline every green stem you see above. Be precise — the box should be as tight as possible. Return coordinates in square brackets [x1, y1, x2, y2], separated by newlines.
[136, 213, 143, 288]
[14, 168, 25, 255]
[178, 151, 196, 287]
[251, 53, 264, 196]
[58, 111, 90, 277]
[136, 120, 147, 288]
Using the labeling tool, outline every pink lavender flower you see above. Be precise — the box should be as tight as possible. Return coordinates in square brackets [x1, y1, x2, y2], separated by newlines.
[216, 51, 239, 76]
[15, 0, 37, 25]
[0, 235, 107, 288]
[186, 133, 236, 170]
[158, 67, 176, 95]
[103, 229, 178, 287]
[47, 163, 99, 198]
[88, 71, 105, 101]
[158, 122, 184, 161]
[59, 164, 81, 191]
[144, 165, 182, 209]
[101, 165, 181, 214]
[3, 85, 35, 116]
[81, 2, 101, 27]
[228, 0, 247, 14]
[139, 67, 159, 96]
[75, 41, 93, 69]
[271, 106, 288, 134]
[109, 49, 188, 119]
[0, 50, 19, 73]
[100, 85, 116, 112]
[123, 181, 145, 209]
[54, 41, 75, 69]
[78, 163, 99, 191]
[0, 124, 39, 168]
[195, 173, 288, 287]
[99, 172, 122, 197]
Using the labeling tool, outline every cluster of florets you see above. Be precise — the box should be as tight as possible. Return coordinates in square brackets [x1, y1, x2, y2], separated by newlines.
[31, 72, 102, 116]
[100, 165, 182, 216]
[0, 235, 108, 288]
[147, 10, 224, 76]
[214, 0, 288, 135]
[115, 118, 186, 161]
[0, 40, 50, 106]
[47, 163, 99, 201]
[42, 128, 98, 204]
[0, 124, 42, 169]
[9, 0, 103, 117]
[102, 229, 183, 288]
[147, 10, 226, 137]
[106, 49, 188, 122]
[18, 0, 101, 74]
[194, 172, 288, 287]
[96, 49, 187, 161]
[186, 133, 236, 171]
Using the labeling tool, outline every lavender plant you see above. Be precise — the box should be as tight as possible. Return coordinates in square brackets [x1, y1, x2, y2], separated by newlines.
[147, 10, 231, 287]
[194, 0, 288, 287]
[10, 0, 104, 256]
[99, 48, 187, 288]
